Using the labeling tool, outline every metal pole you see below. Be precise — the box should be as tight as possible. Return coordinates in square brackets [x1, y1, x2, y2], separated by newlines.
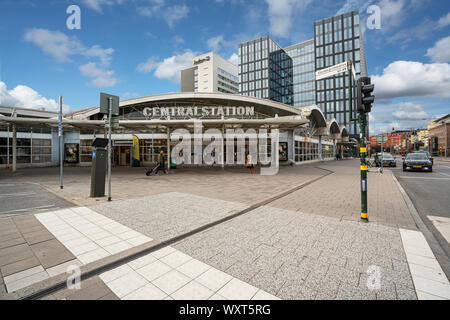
[349, 68, 353, 124]
[59, 96, 64, 189]
[222, 125, 225, 169]
[167, 127, 170, 172]
[12, 124, 17, 173]
[318, 135, 322, 161]
[360, 113, 368, 222]
[108, 97, 112, 201]
[7, 125, 9, 166]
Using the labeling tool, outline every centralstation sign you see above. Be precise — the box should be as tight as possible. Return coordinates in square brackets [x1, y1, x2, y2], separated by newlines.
[142, 105, 256, 119]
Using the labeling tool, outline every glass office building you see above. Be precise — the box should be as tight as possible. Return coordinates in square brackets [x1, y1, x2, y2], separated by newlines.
[239, 11, 368, 139]
[284, 39, 316, 107]
[238, 36, 293, 105]
[314, 10, 367, 137]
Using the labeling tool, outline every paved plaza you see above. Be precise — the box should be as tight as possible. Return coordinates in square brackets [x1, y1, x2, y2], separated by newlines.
[0, 159, 449, 300]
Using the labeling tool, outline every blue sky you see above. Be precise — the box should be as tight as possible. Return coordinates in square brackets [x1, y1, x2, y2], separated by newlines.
[0, 0, 449, 134]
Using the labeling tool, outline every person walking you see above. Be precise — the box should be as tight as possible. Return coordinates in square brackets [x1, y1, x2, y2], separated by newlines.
[155, 150, 168, 175]
[246, 153, 255, 174]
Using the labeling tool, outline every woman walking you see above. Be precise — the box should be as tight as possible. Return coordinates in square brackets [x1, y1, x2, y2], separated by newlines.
[246, 153, 255, 174]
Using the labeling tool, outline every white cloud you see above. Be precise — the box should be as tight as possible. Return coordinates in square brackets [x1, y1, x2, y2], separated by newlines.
[136, 50, 196, 83]
[81, 0, 125, 13]
[24, 28, 117, 88]
[137, 0, 165, 17]
[369, 101, 436, 135]
[437, 12, 450, 28]
[377, 0, 407, 31]
[79, 62, 118, 87]
[265, 0, 296, 38]
[24, 28, 114, 66]
[0, 81, 69, 112]
[392, 102, 431, 120]
[136, 56, 160, 73]
[163, 4, 190, 28]
[137, 2, 189, 28]
[207, 35, 225, 52]
[372, 61, 450, 99]
[426, 36, 450, 63]
[171, 36, 185, 46]
[228, 53, 238, 66]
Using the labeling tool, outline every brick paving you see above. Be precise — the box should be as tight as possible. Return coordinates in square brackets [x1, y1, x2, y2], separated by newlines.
[269, 160, 417, 229]
[0, 159, 438, 300]
[89, 192, 249, 242]
[173, 205, 418, 300]
[0, 215, 76, 294]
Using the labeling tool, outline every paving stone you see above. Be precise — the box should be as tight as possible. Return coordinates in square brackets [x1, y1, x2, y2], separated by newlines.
[249, 270, 286, 297]
[277, 279, 316, 300]
[324, 265, 360, 287]
[66, 281, 113, 300]
[0, 237, 26, 250]
[0, 256, 40, 277]
[395, 284, 417, 300]
[30, 239, 76, 269]
[336, 283, 377, 300]
[0, 249, 35, 268]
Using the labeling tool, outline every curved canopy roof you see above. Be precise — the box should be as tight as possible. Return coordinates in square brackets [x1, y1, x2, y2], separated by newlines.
[69, 92, 303, 120]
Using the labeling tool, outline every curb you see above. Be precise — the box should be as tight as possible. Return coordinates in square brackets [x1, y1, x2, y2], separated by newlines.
[392, 174, 450, 280]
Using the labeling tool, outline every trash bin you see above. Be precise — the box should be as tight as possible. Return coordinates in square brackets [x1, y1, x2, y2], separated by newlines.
[90, 138, 108, 198]
[170, 161, 176, 169]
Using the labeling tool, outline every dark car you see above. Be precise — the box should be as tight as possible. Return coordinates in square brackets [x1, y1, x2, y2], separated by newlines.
[375, 153, 396, 167]
[403, 153, 433, 172]
[413, 150, 433, 164]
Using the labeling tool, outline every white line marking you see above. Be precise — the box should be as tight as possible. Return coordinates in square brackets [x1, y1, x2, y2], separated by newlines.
[400, 229, 450, 300]
[0, 205, 56, 214]
[0, 192, 36, 198]
[398, 176, 450, 180]
[438, 172, 450, 178]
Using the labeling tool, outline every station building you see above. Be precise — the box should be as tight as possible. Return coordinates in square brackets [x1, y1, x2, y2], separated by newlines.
[0, 92, 352, 171]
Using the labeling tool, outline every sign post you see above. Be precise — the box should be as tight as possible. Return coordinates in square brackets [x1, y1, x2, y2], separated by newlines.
[100, 93, 119, 202]
[59, 96, 63, 190]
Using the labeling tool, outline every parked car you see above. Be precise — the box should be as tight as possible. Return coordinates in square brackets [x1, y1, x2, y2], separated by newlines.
[403, 153, 433, 172]
[375, 153, 396, 167]
[413, 150, 433, 164]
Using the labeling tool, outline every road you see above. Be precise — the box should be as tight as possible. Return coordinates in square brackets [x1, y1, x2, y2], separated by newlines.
[0, 183, 73, 218]
[390, 159, 450, 267]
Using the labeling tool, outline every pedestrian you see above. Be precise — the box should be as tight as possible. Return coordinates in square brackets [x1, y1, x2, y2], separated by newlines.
[155, 150, 168, 175]
[246, 153, 255, 174]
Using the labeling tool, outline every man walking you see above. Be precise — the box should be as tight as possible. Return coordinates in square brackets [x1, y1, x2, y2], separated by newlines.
[155, 150, 168, 175]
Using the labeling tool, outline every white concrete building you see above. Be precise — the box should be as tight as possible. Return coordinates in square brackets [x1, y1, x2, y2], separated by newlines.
[181, 52, 238, 94]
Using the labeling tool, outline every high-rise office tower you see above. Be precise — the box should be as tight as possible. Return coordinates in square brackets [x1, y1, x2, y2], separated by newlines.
[238, 36, 293, 105]
[313, 10, 367, 137]
[238, 11, 368, 138]
[284, 39, 316, 107]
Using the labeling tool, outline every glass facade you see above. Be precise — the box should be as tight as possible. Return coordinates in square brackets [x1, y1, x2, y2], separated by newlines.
[0, 127, 52, 165]
[238, 36, 293, 105]
[285, 39, 316, 107]
[294, 139, 334, 162]
[314, 11, 367, 137]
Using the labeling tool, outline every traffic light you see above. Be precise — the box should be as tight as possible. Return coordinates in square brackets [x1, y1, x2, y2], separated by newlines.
[357, 76, 375, 113]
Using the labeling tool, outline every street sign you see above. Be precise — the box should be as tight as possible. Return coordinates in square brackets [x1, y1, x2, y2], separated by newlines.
[376, 134, 385, 144]
[316, 61, 352, 80]
[105, 117, 120, 129]
[100, 93, 119, 116]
